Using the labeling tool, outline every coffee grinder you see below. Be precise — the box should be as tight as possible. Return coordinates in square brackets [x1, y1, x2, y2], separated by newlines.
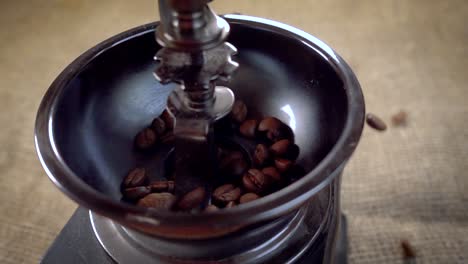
[35, 1, 365, 263]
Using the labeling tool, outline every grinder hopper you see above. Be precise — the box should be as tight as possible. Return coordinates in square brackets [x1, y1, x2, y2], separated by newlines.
[35, 14, 365, 263]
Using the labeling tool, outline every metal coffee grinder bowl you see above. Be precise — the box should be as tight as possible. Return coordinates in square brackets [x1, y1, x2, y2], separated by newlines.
[35, 11, 365, 264]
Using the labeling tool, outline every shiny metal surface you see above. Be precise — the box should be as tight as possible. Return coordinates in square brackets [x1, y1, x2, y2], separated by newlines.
[155, 1, 238, 196]
[90, 184, 331, 263]
[35, 15, 365, 238]
[157, 0, 230, 51]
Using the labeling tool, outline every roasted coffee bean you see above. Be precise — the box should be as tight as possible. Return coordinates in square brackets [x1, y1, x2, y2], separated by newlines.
[239, 193, 260, 204]
[161, 109, 175, 130]
[213, 184, 242, 204]
[149, 180, 175, 193]
[258, 117, 282, 132]
[258, 117, 293, 142]
[366, 113, 387, 131]
[137, 193, 176, 209]
[239, 119, 258, 138]
[270, 139, 291, 156]
[400, 240, 416, 259]
[123, 186, 151, 201]
[151, 117, 166, 135]
[262, 167, 281, 183]
[123, 168, 148, 188]
[204, 204, 219, 212]
[392, 110, 407, 127]
[225, 201, 237, 208]
[160, 131, 175, 145]
[230, 100, 247, 123]
[177, 187, 206, 210]
[220, 151, 248, 177]
[135, 128, 157, 150]
[270, 139, 299, 160]
[253, 144, 270, 167]
[242, 169, 267, 194]
[274, 158, 293, 173]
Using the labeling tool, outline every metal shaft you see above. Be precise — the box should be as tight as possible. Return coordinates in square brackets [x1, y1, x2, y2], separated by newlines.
[154, 0, 238, 200]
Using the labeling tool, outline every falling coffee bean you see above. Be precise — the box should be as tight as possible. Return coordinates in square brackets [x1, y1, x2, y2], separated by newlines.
[230, 100, 248, 123]
[392, 110, 407, 127]
[219, 151, 248, 178]
[135, 128, 157, 150]
[212, 184, 242, 205]
[137, 193, 176, 209]
[400, 240, 416, 259]
[151, 117, 166, 135]
[204, 204, 219, 212]
[275, 158, 293, 173]
[177, 187, 206, 210]
[239, 119, 258, 138]
[225, 201, 236, 208]
[123, 186, 151, 201]
[262, 167, 281, 183]
[253, 144, 271, 167]
[149, 180, 175, 193]
[239, 193, 260, 204]
[123, 168, 148, 188]
[242, 169, 267, 194]
[366, 113, 387, 131]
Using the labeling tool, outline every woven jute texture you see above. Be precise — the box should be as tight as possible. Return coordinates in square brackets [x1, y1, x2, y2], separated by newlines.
[0, 0, 467, 263]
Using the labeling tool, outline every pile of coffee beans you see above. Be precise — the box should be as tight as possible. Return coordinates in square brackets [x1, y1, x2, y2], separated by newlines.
[120, 100, 303, 212]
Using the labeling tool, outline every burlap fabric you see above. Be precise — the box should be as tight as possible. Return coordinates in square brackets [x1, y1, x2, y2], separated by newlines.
[0, 0, 466, 263]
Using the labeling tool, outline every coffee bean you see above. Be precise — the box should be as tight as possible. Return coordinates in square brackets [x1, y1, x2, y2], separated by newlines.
[161, 109, 175, 131]
[149, 180, 175, 193]
[123, 186, 151, 201]
[392, 110, 407, 127]
[213, 184, 242, 204]
[204, 204, 219, 212]
[135, 128, 157, 150]
[225, 201, 237, 208]
[258, 117, 282, 132]
[239, 119, 258, 138]
[268, 126, 293, 142]
[258, 117, 293, 142]
[400, 240, 416, 259]
[366, 113, 387, 131]
[270, 139, 290, 156]
[219, 151, 248, 178]
[239, 193, 260, 204]
[151, 117, 166, 135]
[160, 131, 175, 145]
[230, 100, 247, 123]
[123, 168, 148, 188]
[137, 193, 176, 209]
[177, 187, 206, 210]
[242, 169, 267, 194]
[261, 167, 281, 183]
[274, 158, 293, 173]
[253, 144, 270, 167]
[270, 139, 299, 160]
